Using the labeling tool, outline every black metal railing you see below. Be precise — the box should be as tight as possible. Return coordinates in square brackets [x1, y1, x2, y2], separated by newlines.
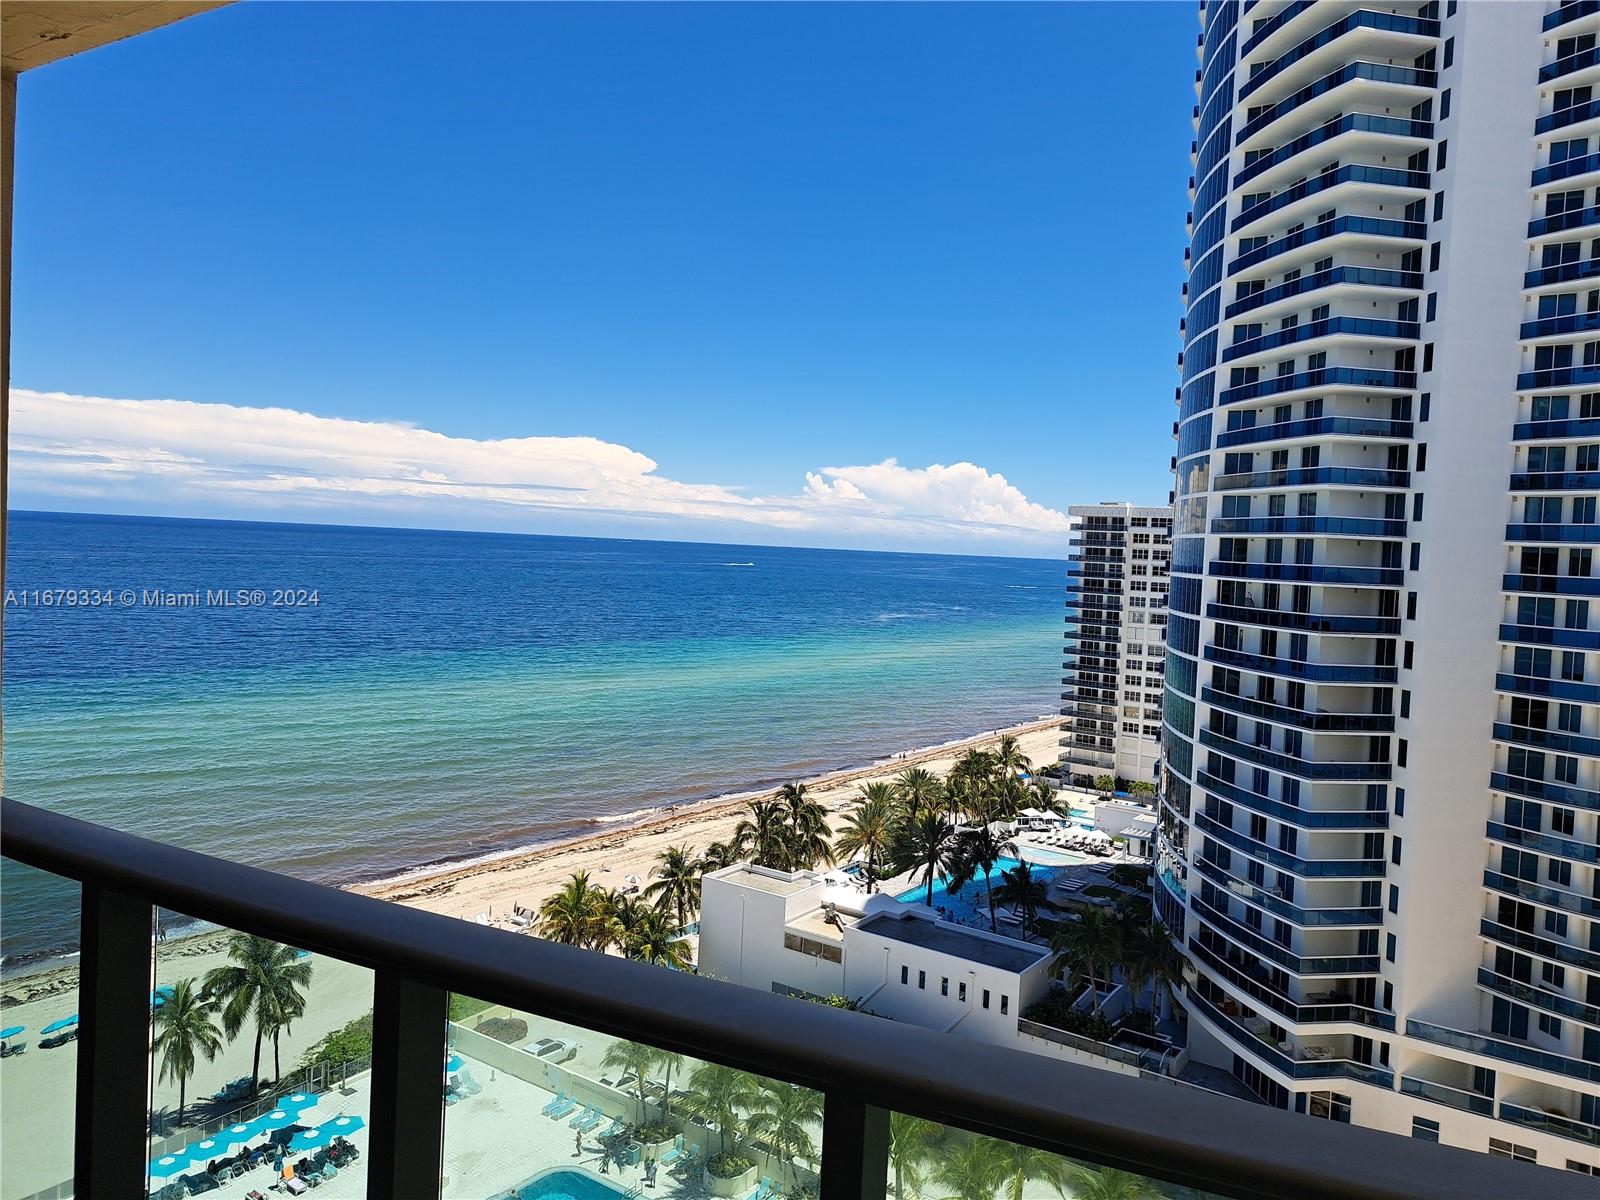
[1, 798, 1593, 1200]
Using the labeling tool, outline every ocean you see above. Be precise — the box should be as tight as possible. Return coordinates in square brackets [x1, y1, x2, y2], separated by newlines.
[0, 511, 1064, 966]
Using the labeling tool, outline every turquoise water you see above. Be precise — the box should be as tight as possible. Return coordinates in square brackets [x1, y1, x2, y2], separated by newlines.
[2, 512, 1063, 962]
[897, 856, 1048, 922]
[502, 1169, 631, 1200]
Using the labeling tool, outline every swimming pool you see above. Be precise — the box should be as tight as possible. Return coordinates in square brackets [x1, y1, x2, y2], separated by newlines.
[897, 856, 1051, 922]
[497, 1168, 633, 1200]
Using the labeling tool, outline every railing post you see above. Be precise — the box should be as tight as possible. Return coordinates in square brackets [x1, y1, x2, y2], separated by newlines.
[366, 968, 447, 1200]
[818, 1092, 889, 1200]
[75, 882, 154, 1198]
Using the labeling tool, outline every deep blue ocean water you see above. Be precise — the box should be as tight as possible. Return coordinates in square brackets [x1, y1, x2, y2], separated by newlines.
[1, 511, 1063, 963]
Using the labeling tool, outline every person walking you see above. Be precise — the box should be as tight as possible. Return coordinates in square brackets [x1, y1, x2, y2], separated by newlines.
[575, 1130, 583, 1157]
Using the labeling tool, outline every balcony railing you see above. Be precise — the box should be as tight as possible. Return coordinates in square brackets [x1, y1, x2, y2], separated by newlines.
[10, 801, 1582, 1199]
[1398, 1076, 1493, 1117]
[1406, 1018, 1600, 1086]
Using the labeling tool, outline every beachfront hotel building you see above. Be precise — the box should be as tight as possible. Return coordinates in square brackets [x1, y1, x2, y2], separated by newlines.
[1159, 0, 1600, 1172]
[1061, 503, 1173, 789]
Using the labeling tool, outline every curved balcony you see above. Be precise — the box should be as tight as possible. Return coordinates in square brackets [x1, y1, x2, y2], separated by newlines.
[1498, 1104, 1600, 1150]
[1213, 465, 1410, 491]
[1546, 1, 1600, 31]
[1196, 813, 1386, 878]
[1525, 256, 1600, 288]
[1215, 414, 1413, 448]
[1238, 11, 1439, 104]
[1204, 645, 1398, 683]
[1399, 1076, 1494, 1117]
[1219, 365, 1416, 406]
[1193, 898, 1379, 977]
[1519, 310, 1600, 339]
[1199, 728, 1391, 781]
[1201, 688, 1393, 734]
[1479, 919, 1600, 972]
[1224, 265, 1421, 320]
[1239, 0, 1317, 56]
[1486, 822, 1600, 867]
[1483, 870, 1600, 919]
[1191, 857, 1383, 928]
[1540, 43, 1600, 84]
[1190, 939, 1395, 1030]
[1533, 151, 1600, 188]
[1231, 166, 1429, 235]
[1476, 968, 1600, 1030]
[1221, 316, 1419, 362]
[1495, 671, 1600, 703]
[1517, 364, 1600, 390]
[1489, 770, 1600, 813]
[1235, 61, 1436, 146]
[1493, 721, 1600, 759]
[1233, 112, 1432, 190]
[1209, 515, 1406, 538]
[1407, 1019, 1600, 1086]
[1208, 603, 1400, 636]
[1186, 988, 1395, 1087]
[1528, 207, 1600, 239]
[1228, 216, 1426, 277]
[1198, 765, 1390, 827]
[1537, 97, 1600, 135]
[1207, 560, 1404, 587]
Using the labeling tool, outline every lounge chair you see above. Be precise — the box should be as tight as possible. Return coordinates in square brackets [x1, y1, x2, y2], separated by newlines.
[659, 1135, 685, 1165]
[541, 1089, 568, 1115]
[547, 1096, 578, 1120]
[568, 1103, 598, 1128]
[574, 1106, 604, 1133]
[456, 1069, 483, 1098]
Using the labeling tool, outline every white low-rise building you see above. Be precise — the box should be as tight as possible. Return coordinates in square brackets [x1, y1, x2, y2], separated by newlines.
[698, 862, 1178, 1079]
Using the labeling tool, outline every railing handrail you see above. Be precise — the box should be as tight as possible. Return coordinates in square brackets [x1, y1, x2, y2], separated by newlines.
[2, 798, 1591, 1200]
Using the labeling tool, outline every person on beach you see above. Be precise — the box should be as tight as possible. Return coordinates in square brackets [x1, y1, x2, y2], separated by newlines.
[575, 1130, 583, 1157]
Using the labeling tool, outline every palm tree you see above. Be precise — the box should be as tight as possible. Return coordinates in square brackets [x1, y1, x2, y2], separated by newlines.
[889, 1112, 938, 1199]
[780, 782, 834, 869]
[902, 812, 955, 907]
[655, 1049, 686, 1119]
[152, 977, 223, 1126]
[602, 1040, 661, 1121]
[994, 1139, 1068, 1200]
[681, 1062, 760, 1156]
[834, 783, 894, 892]
[992, 734, 1032, 779]
[733, 799, 793, 870]
[701, 840, 739, 873]
[621, 906, 692, 969]
[201, 934, 313, 1093]
[1120, 916, 1186, 1018]
[1068, 1167, 1157, 1200]
[993, 864, 1047, 936]
[931, 1136, 1007, 1200]
[892, 767, 943, 819]
[1048, 909, 1120, 1017]
[538, 871, 618, 952]
[646, 845, 703, 929]
[746, 1081, 823, 1185]
[964, 804, 1018, 932]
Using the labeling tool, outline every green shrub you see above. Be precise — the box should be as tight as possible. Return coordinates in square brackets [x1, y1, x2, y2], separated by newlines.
[449, 995, 494, 1022]
[707, 1154, 755, 1179]
[1021, 994, 1116, 1043]
[810, 994, 861, 1010]
[300, 1012, 373, 1072]
[634, 1120, 676, 1144]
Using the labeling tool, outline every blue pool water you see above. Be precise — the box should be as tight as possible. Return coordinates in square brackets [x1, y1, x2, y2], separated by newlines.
[898, 856, 1050, 922]
[504, 1169, 631, 1200]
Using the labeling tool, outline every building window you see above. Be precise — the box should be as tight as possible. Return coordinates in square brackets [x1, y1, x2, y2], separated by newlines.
[958, 982, 967, 1002]
[982, 989, 990, 1009]
[918, 970, 926, 990]
[1538, 1013, 1562, 1039]
[1386, 933, 1397, 963]
[1000, 995, 1009, 1015]
[1488, 1140, 1536, 1164]
[1412, 1117, 1440, 1143]
[1307, 1093, 1351, 1123]
[940, 977, 949, 997]
[901, 965, 909, 985]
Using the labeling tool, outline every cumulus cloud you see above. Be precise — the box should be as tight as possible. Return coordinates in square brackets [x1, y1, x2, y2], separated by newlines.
[10, 389, 1069, 550]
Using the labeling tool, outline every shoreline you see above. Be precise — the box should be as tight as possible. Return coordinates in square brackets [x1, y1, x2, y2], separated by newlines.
[1, 713, 1062, 1007]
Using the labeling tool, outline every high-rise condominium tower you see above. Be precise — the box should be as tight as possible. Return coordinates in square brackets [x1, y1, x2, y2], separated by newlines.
[1061, 503, 1172, 789]
[1160, 0, 1599, 1174]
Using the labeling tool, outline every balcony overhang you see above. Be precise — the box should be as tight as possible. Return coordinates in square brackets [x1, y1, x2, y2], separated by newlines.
[2, 2, 229, 75]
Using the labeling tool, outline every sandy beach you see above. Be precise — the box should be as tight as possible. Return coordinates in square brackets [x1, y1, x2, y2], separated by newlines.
[356, 716, 1063, 920]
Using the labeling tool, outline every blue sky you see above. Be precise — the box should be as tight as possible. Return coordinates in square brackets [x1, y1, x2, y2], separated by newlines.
[9, 2, 1197, 554]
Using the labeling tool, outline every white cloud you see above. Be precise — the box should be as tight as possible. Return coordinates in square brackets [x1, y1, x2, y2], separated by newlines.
[10, 389, 1069, 551]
